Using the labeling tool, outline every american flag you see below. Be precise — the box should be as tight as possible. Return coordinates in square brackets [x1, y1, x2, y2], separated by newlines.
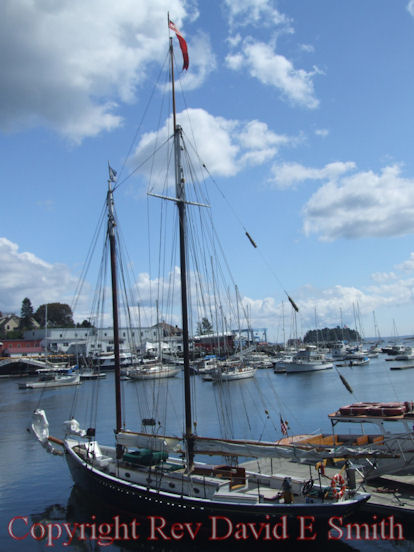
[280, 415, 288, 436]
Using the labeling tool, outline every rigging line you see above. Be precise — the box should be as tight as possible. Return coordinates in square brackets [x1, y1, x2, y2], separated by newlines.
[261, 371, 304, 435]
[113, 134, 173, 192]
[179, 138, 240, 327]
[70, 198, 107, 316]
[200, 162, 298, 307]
[238, 384, 252, 433]
[111, 49, 171, 190]
[148, 140, 175, 328]
[115, 219, 146, 321]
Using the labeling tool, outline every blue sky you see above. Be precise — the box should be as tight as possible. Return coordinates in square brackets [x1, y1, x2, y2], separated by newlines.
[2, 0, 414, 342]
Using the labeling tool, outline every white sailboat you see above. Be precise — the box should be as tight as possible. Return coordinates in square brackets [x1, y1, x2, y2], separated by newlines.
[19, 370, 80, 389]
[210, 361, 256, 381]
[127, 362, 181, 380]
[31, 19, 370, 531]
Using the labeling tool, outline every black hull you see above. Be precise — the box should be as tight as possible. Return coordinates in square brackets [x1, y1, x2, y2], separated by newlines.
[65, 445, 368, 541]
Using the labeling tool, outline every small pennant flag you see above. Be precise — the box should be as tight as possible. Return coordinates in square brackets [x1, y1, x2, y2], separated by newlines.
[108, 163, 117, 183]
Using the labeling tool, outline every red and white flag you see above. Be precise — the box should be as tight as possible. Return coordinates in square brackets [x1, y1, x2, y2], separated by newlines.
[280, 415, 288, 436]
[168, 19, 189, 71]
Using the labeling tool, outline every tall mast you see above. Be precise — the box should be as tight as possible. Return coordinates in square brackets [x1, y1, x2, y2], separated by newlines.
[107, 172, 123, 458]
[170, 36, 194, 470]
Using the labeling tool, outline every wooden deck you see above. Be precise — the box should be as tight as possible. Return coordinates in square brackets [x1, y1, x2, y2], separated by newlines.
[241, 457, 414, 523]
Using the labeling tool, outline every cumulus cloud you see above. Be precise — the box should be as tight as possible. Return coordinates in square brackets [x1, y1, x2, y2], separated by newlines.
[0, 0, 198, 143]
[396, 252, 414, 272]
[0, 238, 79, 313]
[226, 40, 320, 109]
[224, 0, 292, 29]
[270, 161, 414, 241]
[269, 161, 356, 189]
[408, 0, 414, 16]
[129, 108, 293, 190]
[371, 272, 397, 283]
[302, 164, 414, 240]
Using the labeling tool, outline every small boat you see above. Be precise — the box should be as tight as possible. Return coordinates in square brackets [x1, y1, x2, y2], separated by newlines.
[336, 356, 369, 367]
[283, 346, 333, 374]
[79, 370, 107, 380]
[210, 362, 256, 381]
[273, 353, 294, 373]
[19, 370, 80, 389]
[243, 352, 274, 369]
[195, 355, 219, 374]
[94, 351, 137, 370]
[330, 341, 348, 360]
[394, 346, 414, 361]
[127, 362, 181, 380]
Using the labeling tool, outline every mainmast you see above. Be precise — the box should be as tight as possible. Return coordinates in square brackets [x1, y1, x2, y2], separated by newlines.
[107, 169, 123, 458]
[169, 36, 194, 470]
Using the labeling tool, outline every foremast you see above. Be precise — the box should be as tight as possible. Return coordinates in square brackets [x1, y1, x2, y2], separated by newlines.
[107, 171, 123, 458]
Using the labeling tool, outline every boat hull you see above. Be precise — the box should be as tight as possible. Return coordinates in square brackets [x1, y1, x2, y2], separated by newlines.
[64, 442, 368, 534]
[284, 362, 333, 374]
[128, 367, 181, 380]
[212, 370, 256, 381]
[18, 374, 81, 389]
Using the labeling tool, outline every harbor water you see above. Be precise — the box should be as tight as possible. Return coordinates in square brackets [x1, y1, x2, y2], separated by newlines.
[1, 353, 414, 551]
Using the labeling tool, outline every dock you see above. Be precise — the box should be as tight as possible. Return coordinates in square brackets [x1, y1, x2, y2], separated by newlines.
[241, 457, 414, 526]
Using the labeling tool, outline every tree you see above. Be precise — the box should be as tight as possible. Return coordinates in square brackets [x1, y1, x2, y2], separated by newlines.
[196, 317, 213, 335]
[77, 319, 93, 328]
[34, 303, 75, 328]
[303, 326, 360, 344]
[20, 297, 34, 330]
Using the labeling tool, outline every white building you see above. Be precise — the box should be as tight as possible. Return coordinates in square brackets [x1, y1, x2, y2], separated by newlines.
[23, 324, 183, 356]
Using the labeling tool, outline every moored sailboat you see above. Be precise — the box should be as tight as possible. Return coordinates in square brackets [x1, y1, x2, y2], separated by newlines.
[31, 19, 370, 531]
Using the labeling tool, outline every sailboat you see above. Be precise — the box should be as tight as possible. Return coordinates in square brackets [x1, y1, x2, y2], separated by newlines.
[31, 20, 370, 532]
[19, 305, 81, 389]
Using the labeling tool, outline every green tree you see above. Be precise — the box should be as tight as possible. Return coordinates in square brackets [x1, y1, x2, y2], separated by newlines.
[34, 303, 75, 328]
[20, 297, 34, 330]
[77, 319, 93, 328]
[196, 317, 213, 335]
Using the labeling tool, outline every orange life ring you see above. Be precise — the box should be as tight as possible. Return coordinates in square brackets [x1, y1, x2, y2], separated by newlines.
[331, 473, 346, 499]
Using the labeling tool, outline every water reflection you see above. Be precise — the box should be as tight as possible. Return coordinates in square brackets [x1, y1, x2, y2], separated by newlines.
[19, 485, 371, 552]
